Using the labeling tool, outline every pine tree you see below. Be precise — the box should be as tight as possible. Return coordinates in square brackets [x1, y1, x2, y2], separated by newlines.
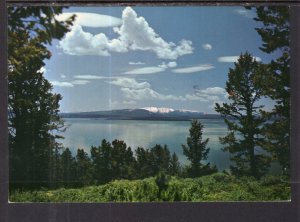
[135, 147, 152, 179]
[60, 148, 76, 187]
[169, 152, 181, 176]
[182, 120, 211, 177]
[149, 144, 171, 175]
[8, 7, 75, 189]
[215, 52, 269, 178]
[75, 149, 93, 187]
[111, 140, 135, 180]
[251, 6, 290, 175]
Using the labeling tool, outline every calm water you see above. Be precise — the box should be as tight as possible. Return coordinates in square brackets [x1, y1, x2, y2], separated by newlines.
[60, 118, 230, 171]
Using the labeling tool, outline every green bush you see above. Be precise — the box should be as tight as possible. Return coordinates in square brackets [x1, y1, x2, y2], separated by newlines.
[9, 173, 290, 202]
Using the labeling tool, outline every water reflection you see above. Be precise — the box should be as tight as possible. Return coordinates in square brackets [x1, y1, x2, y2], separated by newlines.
[61, 118, 230, 170]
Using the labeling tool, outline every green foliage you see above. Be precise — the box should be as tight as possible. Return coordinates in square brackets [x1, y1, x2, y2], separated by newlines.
[75, 149, 93, 186]
[251, 6, 290, 176]
[155, 171, 170, 200]
[182, 120, 215, 177]
[10, 173, 290, 202]
[91, 139, 113, 184]
[168, 152, 181, 176]
[60, 148, 76, 187]
[215, 53, 270, 179]
[111, 140, 136, 180]
[8, 6, 75, 189]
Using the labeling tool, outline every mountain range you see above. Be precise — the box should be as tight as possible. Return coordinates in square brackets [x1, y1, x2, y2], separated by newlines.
[60, 107, 222, 121]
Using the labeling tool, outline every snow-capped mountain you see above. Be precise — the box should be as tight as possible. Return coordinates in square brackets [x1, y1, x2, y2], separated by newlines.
[141, 107, 200, 114]
[60, 107, 221, 120]
[141, 107, 175, 113]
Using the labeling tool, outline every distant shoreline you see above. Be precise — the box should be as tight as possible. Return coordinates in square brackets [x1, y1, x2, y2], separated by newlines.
[61, 116, 224, 121]
[60, 108, 223, 121]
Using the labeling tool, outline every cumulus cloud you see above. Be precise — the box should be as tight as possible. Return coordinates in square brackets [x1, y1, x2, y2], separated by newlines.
[218, 56, 262, 63]
[59, 7, 193, 59]
[108, 77, 227, 105]
[129, 61, 145, 65]
[200, 87, 226, 95]
[56, 12, 122, 27]
[120, 87, 183, 101]
[192, 86, 227, 102]
[59, 25, 127, 56]
[172, 64, 215, 74]
[109, 77, 151, 89]
[74, 75, 106, 80]
[60, 74, 66, 79]
[108, 77, 183, 101]
[50, 81, 74, 88]
[202, 44, 212, 50]
[159, 61, 177, 69]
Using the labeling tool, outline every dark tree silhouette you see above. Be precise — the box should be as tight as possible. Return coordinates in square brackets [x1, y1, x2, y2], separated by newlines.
[182, 120, 213, 177]
[8, 7, 75, 189]
[251, 6, 290, 175]
[76, 149, 93, 186]
[168, 152, 181, 176]
[215, 53, 270, 178]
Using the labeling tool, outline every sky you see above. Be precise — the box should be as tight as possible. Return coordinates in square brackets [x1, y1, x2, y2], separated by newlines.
[43, 6, 277, 113]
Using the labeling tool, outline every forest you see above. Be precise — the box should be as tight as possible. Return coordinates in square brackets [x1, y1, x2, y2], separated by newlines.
[8, 6, 290, 201]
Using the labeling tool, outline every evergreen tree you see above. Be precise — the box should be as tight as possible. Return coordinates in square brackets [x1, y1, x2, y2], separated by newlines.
[60, 148, 76, 187]
[168, 152, 181, 176]
[182, 120, 211, 177]
[251, 6, 290, 175]
[135, 147, 152, 179]
[149, 144, 171, 175]
[111, 140, 135, 180]
[91, 139, 113, 184]
[75, 149, 93, 187]
[8, 7, 75, 189]
[215, 53, 269, 178]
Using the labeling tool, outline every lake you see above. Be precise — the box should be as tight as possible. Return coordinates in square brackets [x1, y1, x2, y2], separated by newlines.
[60, 118, 231, 171]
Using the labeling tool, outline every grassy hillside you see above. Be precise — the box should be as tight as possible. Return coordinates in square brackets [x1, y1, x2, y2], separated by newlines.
[10, 173, 290, 202]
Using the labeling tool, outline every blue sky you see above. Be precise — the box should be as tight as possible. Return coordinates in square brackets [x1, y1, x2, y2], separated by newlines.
[43, 6, 277, 113]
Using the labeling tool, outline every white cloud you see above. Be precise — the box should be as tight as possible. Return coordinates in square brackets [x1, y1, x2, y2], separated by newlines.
[129, 61, 145, 65]
[56, 12, 122, 28]
[60, 74, 66, 79]
[218, 56, 262, 63]
[109, 99, 137, 109]
[234, 9, 255, 19]
[74, 75, 106, 80]
[121, 87, 183, 101]
[109, 77, 150, 89]
[167, 62, 177, 68]
[124, 66, 165, 75]
[159, 61, 177, 69]
[202, 44, 212, 50]
[200, 87, 226, 95]
[192, 86, 228, 102]
[59, 25, 127, 56]
[108, 77, 226, 104]
[38, 67, 46, 74]
[114, 7, 193, 60]
[172, 64, 215, 74]
[59, 7, 193, 59]
[50, 81, 74, 88]
[125, 61, 177, 75]
[72, 80, 90, 85]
